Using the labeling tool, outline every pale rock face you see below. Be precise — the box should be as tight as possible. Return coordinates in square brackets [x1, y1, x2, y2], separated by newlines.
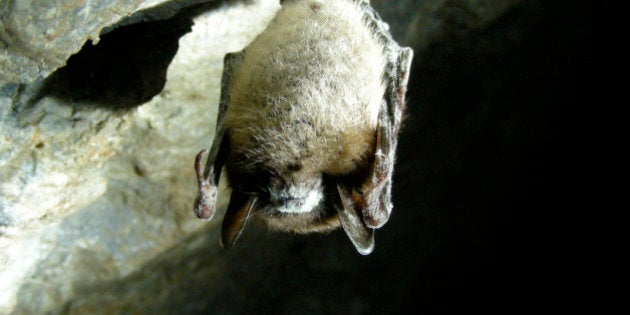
[0, 0, 219, 83]
[0, 1, 280, 313]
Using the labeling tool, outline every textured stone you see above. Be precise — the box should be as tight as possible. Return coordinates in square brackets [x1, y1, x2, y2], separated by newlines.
[1, 1, 278, 313]
[0, 0, 212, 83]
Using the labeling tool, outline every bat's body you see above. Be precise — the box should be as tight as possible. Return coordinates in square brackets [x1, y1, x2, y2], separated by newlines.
[194, 0, 412, 254]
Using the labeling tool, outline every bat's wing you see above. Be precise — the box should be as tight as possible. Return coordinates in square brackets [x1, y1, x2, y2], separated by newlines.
[193, 52, 244, 220]
[331, 1, 413, 254]
[361, 47, 413, 229]
[335, 45, 412, 253]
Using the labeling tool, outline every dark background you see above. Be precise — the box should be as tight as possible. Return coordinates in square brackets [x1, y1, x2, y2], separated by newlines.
[382, 0, 621, 312]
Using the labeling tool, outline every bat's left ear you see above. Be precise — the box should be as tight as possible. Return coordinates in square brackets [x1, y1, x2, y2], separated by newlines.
[335, 184, 375, 255]
[220, 192, 259, 249]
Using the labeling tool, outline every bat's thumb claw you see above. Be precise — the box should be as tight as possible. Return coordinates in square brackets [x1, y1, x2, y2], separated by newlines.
[193, 162, 218, 221]
[194, 149, 209, 182]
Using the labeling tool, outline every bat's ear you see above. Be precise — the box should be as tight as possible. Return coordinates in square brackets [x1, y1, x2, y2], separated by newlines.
[335, 184, 375, 255]
[220, 192, 259, 249]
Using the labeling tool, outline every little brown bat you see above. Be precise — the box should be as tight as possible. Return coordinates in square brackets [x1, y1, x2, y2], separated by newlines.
[194, 0, 412, 255]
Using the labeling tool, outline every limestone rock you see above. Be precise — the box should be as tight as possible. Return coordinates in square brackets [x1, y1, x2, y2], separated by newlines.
[0, 0, 212, 83]
[1, 1, 279, 313]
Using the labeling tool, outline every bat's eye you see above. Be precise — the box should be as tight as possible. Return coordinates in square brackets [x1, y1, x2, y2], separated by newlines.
[287, 163, 302, 172]
[275, 196, 297, 204]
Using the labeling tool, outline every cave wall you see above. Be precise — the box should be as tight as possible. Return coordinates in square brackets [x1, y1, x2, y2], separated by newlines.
[0, 0, 215, 83]
[1, 0, 616, 314]
[1, 1, 278, 313]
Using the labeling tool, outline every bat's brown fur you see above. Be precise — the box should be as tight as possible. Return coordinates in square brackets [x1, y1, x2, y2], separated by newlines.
[194, 0, 412, 254]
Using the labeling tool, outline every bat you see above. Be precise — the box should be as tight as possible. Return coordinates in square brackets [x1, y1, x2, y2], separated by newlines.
[193, 0, 412, 255]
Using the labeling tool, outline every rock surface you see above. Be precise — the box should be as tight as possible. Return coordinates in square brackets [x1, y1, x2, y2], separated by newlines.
[1, 1, 278, 313]
[0, 0, 212, 83]
[1, 0, 614, 314]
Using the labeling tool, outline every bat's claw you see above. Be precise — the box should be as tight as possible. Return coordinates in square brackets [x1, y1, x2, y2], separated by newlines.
[194, 149, 217, 220]
[195, 150, 209, 182]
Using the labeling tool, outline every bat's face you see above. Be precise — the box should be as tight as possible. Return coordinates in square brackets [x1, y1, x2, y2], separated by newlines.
[228, 162, 324, 213]
[224, 150, 344, 234]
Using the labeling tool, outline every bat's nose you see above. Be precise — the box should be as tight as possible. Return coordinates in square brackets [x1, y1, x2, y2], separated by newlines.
[271, 195, 302, 208]
[278, 196, 297, 203]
